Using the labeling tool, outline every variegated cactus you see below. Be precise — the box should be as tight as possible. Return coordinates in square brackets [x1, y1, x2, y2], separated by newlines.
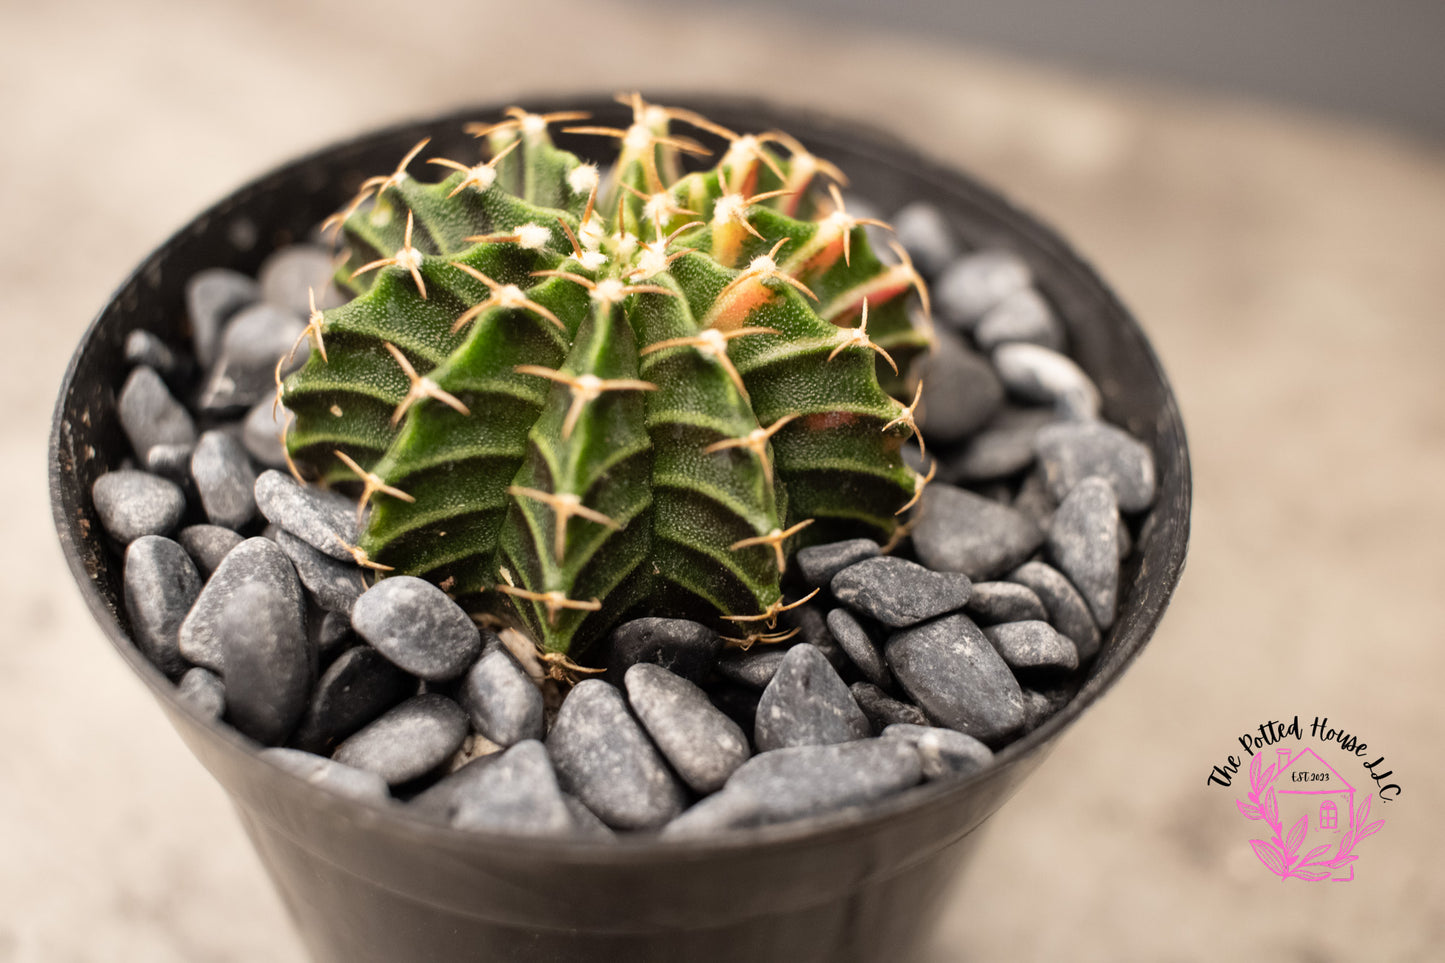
[281, 95, 933, 660]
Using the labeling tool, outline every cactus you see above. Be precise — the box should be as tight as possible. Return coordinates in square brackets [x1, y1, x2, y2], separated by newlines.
[281, 95, 933, 660]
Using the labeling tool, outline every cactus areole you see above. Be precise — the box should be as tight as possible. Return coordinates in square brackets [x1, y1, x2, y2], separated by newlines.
[281, 95, 935, 662]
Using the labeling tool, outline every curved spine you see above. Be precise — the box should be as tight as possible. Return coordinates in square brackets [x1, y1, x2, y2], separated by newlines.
[283, 99, 934, 657]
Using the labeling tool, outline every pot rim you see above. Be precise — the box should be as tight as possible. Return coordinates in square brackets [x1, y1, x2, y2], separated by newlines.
[50, 92, 1191, 863]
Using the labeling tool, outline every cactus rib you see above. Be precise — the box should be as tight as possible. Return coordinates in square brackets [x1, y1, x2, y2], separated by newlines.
[282, 96, 933, 658]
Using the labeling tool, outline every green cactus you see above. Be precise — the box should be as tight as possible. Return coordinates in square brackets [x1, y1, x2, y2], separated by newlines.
[281, 96, 933, 660]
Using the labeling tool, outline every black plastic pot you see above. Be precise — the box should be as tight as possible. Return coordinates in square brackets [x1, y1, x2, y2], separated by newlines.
[50, 95, 1190, 963]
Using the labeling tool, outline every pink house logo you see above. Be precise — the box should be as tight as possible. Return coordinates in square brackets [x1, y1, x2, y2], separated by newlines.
[1237, 746, 1384, 881]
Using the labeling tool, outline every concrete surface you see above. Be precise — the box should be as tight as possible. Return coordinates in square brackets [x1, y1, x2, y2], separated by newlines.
[663, 0, 1445, 138]
[4, 1, 1442, 960]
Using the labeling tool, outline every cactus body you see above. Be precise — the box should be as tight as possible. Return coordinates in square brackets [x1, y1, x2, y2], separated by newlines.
[283, 99, 932, 657]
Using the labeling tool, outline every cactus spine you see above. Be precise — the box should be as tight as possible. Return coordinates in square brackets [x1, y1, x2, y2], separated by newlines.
[281, 96, 933, 658]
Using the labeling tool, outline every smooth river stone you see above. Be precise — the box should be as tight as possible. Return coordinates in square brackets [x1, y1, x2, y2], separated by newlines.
[885, 613, 1025, 746]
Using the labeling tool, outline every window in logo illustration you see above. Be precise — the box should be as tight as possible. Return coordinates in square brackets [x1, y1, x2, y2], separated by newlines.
[1236, 747, 1384, 881]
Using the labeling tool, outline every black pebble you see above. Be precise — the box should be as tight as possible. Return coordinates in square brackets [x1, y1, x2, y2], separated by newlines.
[850, 682, 929, 731]
[605, 617, 721, 685]
[290, 645, 414, 754]
[912, 482, 1044, 580]
[794, 538, 880, 588]
[885, 613, 1026, 747]
[220, 581, 313, 745]
[826, 608, 891, 688]
[754, 644, 870, 751]
[123, 535, 202, 677]
[965, 581, 1049, 625]
[1006, 561, 1101, 662]
[831, 556, 972, 629]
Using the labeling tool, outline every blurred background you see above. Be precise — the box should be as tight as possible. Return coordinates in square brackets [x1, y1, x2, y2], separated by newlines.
[6, 0, 1442, 959]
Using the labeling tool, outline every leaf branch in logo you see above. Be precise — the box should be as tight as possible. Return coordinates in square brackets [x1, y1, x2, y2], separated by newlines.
[1235, 750, 1384, 881]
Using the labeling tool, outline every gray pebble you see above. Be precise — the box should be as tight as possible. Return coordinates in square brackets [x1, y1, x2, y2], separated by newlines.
[885, 613, 1025, 746]
[546, 680, 686, 830]
[450, 741, 574, 837]
[242, 399, 294, 470]
[408, 754, 502, 823]
[259, 244, 336, 317]
[1007, 561, 1101, 661]
[664, 739, 922, 837]
[186, 268, 259, 368]
[178, 537, 306, 674]
[254, 470, 359, 560]
[935, 250, 1032, 329]
[891, 202, 957, 277]
[462, 641, 544, 747]
[912, 482, 1043, 580]
[1034, 421, 1157, 512]
[265, 516, 297, 546]
[973, 287, 1064, 351]
[260, 747, 390, 803]
[1012, 470, 1059, 529]
[826, 609, 891, 688]
[841, 193, 883, 223]
[290, 645, 414, 754]
[946, 407, 1057, 483]
[143, 443, 195, 489]
[274, 529, 366, 615]
[965, 581, 1049, 625]
[177, 524, 244, 577]
[605, 617, 721, 685]
[901, 441, 929, 476]
[1022, 689, 1055, 731]
[315, 610, 355, 666]
[831, 556, 972, 629]
[778, 603, 848, 671]
[850, 682, 929, 731]
[224, 301, 307, 360]
[715, 646, 788, 689]
[123, 535, 202, 678]
[662, 787, 768, 838]
[124, 330, 181, 379]
[882, 723, 994, 779]
[176, 667, 225, 720]
[351, 576, 481, 681]
[915, 329, 1005, 442]
[795, 538, 880, 589]
[625, 663, 750, 794]
[1047, 477, 1120, 630]
[754, 644, 870, 752]
[119, 364, 195, 460]
[562, 793, 616, 840]
[191, 431, 257, 529]
[92, 470, 185, 543]
[992, 343, 1101, 419]
[333, 694, 468, 786]
[1021, 684, 1076, 732]
[982, 620, 1079, 673]
[219, 581, 313, 745]
[198, 303, 305, 412]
